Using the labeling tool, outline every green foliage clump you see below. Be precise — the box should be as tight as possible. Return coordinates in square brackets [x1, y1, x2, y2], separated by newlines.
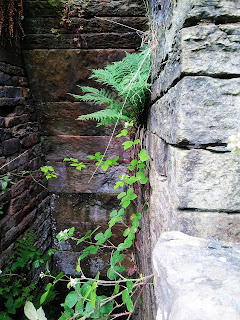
[72, 47, 151, 126]
[0, 231, 51, 320]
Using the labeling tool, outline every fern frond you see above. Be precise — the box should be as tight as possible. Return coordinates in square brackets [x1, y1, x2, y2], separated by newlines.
[74, 46, 151, 125]
[71, 87, 122, 111]
[77, 109, 130, 126]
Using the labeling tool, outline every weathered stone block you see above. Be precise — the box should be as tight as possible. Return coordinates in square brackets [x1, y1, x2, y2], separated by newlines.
[23, 49, 133, 102]
[2, 138, 20, 155]
[46, 135, 129, 163]
[187, 0, 240, 23]
[148, 133, 240, 241]
[47, 161, 127, 194]
[39, 102, 114, 136]
[24, 0, 146, 18]
[153, 232, 240, 320]
[152, 23, 240, 98]
[52, 193, 121, 224]
[23, 16, 148, 35]
[150, 76, 240, 145]
[167, 146, 240, 211]
[22, 32, 142, 50]
[177, 211, 240, 242]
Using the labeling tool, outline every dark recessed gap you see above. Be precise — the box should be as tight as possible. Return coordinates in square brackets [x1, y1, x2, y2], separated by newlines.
[0, 106, 16, 117]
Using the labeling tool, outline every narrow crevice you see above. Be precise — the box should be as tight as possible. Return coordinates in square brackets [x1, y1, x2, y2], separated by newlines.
[152, 132, 229, 153]
[150, 74, 184, 106]
[184, 16, 240, 28]
[178, 207, 240, 214]
[184, 72, 240, 80]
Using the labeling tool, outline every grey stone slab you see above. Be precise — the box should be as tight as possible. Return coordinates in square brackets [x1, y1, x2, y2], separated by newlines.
[188, 0, 240, 23]
[152, 23, 240, 98]
[181, 24, 240, 75]
[147, 133, 240, 242]
[167, 146, 240, 211]
[151, 0, 240, 94]
[150, 76, 240, 146]
[153, 231, 240, 320]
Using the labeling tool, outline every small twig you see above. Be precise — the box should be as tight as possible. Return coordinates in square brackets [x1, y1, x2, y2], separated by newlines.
[0, 150, 28, 172]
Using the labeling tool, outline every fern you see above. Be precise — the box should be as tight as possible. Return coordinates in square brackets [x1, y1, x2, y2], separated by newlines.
[77, 109, 130, 127]
[74, 46, 151, 126]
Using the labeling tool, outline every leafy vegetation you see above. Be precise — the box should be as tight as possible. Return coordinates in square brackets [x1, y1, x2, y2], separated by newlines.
[0, 231, 52, 320]
[72, 47, 151, 126]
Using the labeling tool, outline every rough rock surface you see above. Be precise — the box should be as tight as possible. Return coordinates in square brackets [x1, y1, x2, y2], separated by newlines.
[152, 232, 240, 320]
[150, 77, 240, 146]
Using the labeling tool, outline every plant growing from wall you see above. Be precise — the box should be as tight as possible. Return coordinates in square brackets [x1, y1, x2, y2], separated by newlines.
[72, 46, 151, 126]
[0, 231, 52, 320]
[23, 46, 153, 319]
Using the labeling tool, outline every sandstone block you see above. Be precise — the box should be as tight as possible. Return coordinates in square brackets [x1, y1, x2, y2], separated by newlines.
[23, 49, 133, 102]
[153, 231, 240, 320]
[24, 0, 146, 18]
[23, 16, 148, 35]
[150, 76, 240, 145]
[53, 249, 133, 278]
[39, 102, 114, 136]
[46, 135, 129, 163]
[47, 161, 127, 194]
[22, 32, 142, 50]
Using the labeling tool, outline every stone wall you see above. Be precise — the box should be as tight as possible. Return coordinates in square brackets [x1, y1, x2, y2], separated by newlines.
[0, 48, 51, 266]
[22, 0, 148, 279]
[148, 0, 240, 318]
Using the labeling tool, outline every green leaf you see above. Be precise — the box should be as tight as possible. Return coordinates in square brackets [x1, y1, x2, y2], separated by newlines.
[100, 300, 114, 315]
[138, 149, 149, 162]
[123, 228, 130, 237]
[45, 283, 52, 291]
[94, 233, 104, 241]
[133, 139, 140, 144]
[140, 177, 148, 184]
[104, 228, 112, 239]
[68, 227, 75, 236]
[90, 290, 96, 308]
[110, 210, 118, 217]
[127, 281, 133, 292]
[87, 155, 96, 160]
[109, 216, 121, 227]
[65, 291, 78, 308]
[101, 164, 109, 170]
[117, 192, 126, 199]
[55, 272, 65, 282]
[40, 291, 49, 305]
[116, 129, 128, 137]
[126, 294, 134, 312]
[122, 289, 128, 303]
[114, 181, 124, 190]
[122, 141, 133, 150]
[131, 159, 138, 166]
